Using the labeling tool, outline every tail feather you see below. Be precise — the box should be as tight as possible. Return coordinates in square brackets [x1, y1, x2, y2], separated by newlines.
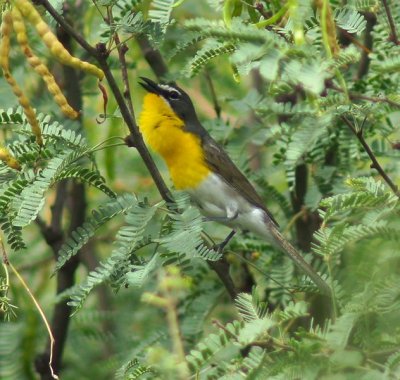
[268, 226, 332, 297]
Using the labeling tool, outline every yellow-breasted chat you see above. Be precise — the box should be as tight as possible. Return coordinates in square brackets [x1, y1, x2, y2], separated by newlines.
[138, 77, 331, 297]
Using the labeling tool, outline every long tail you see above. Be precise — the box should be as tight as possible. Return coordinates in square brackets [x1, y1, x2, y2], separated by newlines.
[268, 226, 332, 297]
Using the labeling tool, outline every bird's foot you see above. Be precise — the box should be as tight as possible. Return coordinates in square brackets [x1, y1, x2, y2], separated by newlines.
[212, 230, 236, 253]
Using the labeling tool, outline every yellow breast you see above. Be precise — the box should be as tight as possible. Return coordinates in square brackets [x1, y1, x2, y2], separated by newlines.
[138, 94, 210, 190]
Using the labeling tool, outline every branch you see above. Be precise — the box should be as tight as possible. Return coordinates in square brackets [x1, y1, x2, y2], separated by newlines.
[327, 82, 400, 108]
[341, 116, 400, 197]
[381, 0, 399, 45]
[205, 71, 221, 119]
[35, 7, 86, 376]
[36, 0, 97, 56]
[137, 38, 241, 299]
[356, 12, 377, 80]
[254, 2, 271, 19]
[38, 0, 239, 301]
[108, 9, 134, 117]
[136, 35, 169, 80]
[208, 259, 238, 300]
[37, 0, 173, 203]
[98, 56, 173, 202]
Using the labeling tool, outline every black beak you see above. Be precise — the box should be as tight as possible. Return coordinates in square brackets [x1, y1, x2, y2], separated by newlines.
[139, 77, 161, 94]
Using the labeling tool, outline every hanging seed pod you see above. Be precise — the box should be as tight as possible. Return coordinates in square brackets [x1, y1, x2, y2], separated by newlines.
[0, 10, 12, 72]
[13, 0, 104, 80]
[0, 10, 43, 145]
[11, 7, 79, 119]
[0, 147, 21, 170]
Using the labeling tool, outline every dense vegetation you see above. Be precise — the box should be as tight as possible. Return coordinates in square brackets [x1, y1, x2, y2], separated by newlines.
[1, 0, 400, 379]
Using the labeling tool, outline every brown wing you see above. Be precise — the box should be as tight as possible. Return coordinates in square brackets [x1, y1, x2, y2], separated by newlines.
[202, 134, 279, 227]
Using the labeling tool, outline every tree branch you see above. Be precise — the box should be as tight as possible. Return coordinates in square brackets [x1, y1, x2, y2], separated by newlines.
[327, 82, 400, 108]
[108, 8, 135, 117]
[208, 259, 238, 300]
[205, 71, 221, 119]
[37, 0, 97, 56]
[356, 12, 376, 80]
[38, 0, 238, 303]
[36, 0, 173, 204]
[34, 6, 87, 376]
[341, 116, 400, 197]
[136, 35, 169, 80]
[135, 37, 240, 300]
[381, 0, 399, 45]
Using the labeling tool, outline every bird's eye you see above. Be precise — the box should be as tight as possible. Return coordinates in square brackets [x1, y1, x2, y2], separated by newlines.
[169, 91, 180, 100]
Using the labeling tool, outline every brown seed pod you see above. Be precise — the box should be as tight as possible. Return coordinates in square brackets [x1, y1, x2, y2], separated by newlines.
[0, 10, 12, 71]
[0, 10, 43, 145]
[0, 147, 21, 170]
[13, 0, 104, 80]
[11, 7, 79, 119]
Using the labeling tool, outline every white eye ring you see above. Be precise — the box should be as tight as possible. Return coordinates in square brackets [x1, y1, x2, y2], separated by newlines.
[169, 90, 180, 100]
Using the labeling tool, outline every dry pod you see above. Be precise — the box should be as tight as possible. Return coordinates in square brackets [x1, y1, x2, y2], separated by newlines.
[13, 0, 104, 80]
[0, 147, 21, 170]
[11, 7, 79, 119]
[0, 10, 43, 145]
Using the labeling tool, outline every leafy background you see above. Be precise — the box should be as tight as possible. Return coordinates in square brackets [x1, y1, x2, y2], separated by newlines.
[1, 0, 400, 379]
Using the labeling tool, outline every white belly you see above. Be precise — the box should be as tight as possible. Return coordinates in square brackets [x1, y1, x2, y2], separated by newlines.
[186, 173, 274, 242]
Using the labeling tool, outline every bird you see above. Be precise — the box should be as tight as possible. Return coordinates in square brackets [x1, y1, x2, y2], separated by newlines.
[138, 77, 331, 297]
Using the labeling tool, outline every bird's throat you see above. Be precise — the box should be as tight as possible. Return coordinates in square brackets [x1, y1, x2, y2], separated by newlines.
[139, 94, 210, 190]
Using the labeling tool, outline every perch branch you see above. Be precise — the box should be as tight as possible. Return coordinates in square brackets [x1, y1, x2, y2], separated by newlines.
[37, 0, 173, 203]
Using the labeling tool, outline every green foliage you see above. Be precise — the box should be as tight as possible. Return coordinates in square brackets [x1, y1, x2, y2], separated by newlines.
[2, 1, 400, 379]
[186, 41, 236, 77]
[0, 112, 115, 249]
[148, 0, 175, 31]
[0, 322, 25, 379]
[55, 193, 138, 271]
[334, 8, 367, 35]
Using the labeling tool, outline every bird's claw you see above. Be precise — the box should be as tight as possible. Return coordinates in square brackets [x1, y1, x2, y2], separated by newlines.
[212, 230, 236, 253]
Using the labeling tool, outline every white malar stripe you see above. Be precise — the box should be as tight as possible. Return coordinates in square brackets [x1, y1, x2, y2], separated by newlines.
[186, 173, 274, 243]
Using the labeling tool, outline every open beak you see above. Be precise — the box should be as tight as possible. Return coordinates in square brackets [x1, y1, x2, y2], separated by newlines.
[139, 77, 161, 95]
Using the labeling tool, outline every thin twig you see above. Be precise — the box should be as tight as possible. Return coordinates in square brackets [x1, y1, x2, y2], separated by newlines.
[108, 8, 135, 116]
[212, 318, 238, 339]
[34, 12, 86, 377]
[381, 0, 399, 45]
[328, 82, 400, 108]
[283, 208, 306, 236]
[248, 338, 293, 351]
[341, 116, 400, 197]
[338, 27, 372, 54]
[37, 0, 97, 56]
[253, 2, 271, 19]
[228, 250, 295, 296]
[205, 71, 221, 119]
[8, 260, 58, 379]
[255, 4, 289, 29]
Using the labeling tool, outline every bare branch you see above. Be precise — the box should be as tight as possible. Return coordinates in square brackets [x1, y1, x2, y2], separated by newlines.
[327, 82, 400, 108]
[341, 116, 400, 197]
[381, 0, 399, 45]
